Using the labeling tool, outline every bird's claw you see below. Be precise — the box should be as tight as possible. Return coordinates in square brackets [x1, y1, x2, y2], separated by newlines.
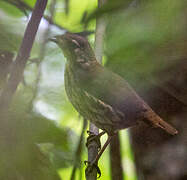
[86, 130, 95, 136]
[85, 160, 101, 178]
[86, 131, 101, 150]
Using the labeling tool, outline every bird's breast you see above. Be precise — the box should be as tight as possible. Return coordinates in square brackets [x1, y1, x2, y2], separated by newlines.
[64, 64, 128, 134]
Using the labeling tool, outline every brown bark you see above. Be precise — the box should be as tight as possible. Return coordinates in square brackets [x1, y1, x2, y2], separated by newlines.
[4, 0, 66, 31]
[86, 0, 107, 179]
[0, 0, 48, 110]
[109, 133, 124, 180]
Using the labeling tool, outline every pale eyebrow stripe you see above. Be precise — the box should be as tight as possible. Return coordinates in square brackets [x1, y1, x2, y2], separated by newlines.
[72, 39, 80, 47]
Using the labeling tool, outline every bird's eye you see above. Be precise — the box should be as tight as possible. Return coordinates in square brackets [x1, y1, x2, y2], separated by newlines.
[71, 39, 81, 48]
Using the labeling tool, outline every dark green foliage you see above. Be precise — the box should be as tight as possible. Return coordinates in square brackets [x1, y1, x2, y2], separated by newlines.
[85, 0, 133, 23]
[0, 50, 14, 88]
[0, 0, 187, 179]
[105, 0, 187, 105]
[0, 111, 74, 180]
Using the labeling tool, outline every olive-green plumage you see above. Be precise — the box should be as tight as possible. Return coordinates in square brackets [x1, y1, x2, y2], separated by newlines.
[51, 33, 177, 135]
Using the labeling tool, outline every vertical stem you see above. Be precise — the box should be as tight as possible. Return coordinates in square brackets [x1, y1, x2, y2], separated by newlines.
[70, 119, 87, 180]
[94, 0, 107, 63]
[86, 0, 107, 179]
[109, 133, 124, 180]
[28, 0, 56, 112]
[86, 123, 99, 180]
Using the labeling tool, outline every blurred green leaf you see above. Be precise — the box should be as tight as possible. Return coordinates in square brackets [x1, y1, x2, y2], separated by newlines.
[85, 0, 132, 23]
[0, 50, 14, 89]
[0, 0, 25, 17]
[23, 0, 36, 7]
[54, 0, 97, 31]
[105, 0, 187, 92]
[0, 109, 76, 179]
[0, 22, 22, 51]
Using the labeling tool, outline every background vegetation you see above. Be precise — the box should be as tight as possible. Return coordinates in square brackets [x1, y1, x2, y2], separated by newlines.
[0, 0, 186, 180]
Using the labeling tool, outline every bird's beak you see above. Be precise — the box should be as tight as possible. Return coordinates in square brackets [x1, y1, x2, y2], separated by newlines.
[48, 37, 58, 44]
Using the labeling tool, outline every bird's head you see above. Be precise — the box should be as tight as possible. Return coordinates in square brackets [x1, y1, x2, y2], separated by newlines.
[50, 33, 95, 64]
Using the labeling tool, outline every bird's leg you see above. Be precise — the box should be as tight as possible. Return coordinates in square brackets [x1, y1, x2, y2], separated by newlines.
[93, 135, 112, 163]
[86, 131, 106, 150]
[87, 130, 106, 138]
[85, 135, 113, 178]
[85, 131, 106, 177]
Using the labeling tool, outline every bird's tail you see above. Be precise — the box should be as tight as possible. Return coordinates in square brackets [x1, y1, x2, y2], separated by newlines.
[143, 110, 178, 135]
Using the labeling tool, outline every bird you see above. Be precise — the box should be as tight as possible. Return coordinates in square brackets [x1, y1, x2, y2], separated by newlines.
[50, 32, 178, 167]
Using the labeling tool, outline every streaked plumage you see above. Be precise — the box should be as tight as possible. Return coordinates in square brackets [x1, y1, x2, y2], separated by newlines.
[52, 33, 177, 136]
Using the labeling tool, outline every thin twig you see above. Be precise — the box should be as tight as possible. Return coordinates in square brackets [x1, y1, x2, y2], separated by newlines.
[70, 119, 87, 180]
[109, 133, 124, 180]
[94, 0, 107, 63]
[86, 0, 107, 180]
[3, 0, 67, 31]
[28, 0, 57, 112]
[0, 0, 48, 110]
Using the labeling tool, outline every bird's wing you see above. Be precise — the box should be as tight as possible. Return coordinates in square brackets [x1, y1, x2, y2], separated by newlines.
[77, 63, 146, 125]
[76, 63, 178, 135]
[83, 90, 124, 121]
[82, 90, 126, 130]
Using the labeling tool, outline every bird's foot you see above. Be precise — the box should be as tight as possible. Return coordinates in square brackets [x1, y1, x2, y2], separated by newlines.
[85, 131, 105, 178]
[84, 160, 101, 178]
[85, 134, 113, 178]
[86, 131, 105, 150]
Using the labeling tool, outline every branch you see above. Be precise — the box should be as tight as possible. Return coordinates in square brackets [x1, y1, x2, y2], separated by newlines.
[0, 0, 48, 110]
[86, 0, 107, 180]
[70, 119, 87, 180]
[86, 124, 100, 180]
[109, 133, 124, 180]
[3, 0, 67, 31]
[94, 0, 107, 63]
[28, 0, 57, 112]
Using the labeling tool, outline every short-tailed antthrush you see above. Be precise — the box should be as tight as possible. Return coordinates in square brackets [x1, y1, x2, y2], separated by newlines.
[50, 32, 178, 165]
